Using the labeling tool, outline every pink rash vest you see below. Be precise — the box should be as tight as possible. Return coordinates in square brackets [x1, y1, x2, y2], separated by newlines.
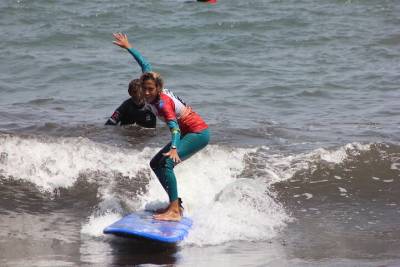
[147, 89, 208, 135]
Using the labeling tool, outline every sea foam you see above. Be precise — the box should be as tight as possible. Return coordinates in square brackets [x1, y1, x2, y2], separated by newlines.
[1, 134, 375, 245]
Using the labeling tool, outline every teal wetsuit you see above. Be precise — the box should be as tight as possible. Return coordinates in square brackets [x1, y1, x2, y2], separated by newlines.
[150, 129, 210, 202]
[126, 47, 210, 203]
[147, 90, 210, 203]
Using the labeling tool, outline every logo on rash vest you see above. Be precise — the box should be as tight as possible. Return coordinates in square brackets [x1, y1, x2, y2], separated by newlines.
[157, 100, 164, 109]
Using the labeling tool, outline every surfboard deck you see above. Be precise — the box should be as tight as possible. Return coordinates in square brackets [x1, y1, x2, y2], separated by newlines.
[103, 211, 192, 244]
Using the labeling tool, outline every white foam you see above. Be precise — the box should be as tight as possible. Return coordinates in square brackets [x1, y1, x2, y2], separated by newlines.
[257, 143, 372, 184]
[78, 141, 373, 244]
[93, 145, 290, 245]
[2, 134, 287, 245]
[184, 178, 290, 245]
[81, 212, 121, 237]
[338, 187, 347, 193]
[391, 163, 400, 170]
[309, 179, 328, 184]
[321, 143, 370, 163]
[0, 135, 376, 245]
[138, 145, 291, 245]
[0, 134, 152, 191]
[303, 193, 313, 199]
[293, 193, 313, 199]
[140, 145, 253, 211]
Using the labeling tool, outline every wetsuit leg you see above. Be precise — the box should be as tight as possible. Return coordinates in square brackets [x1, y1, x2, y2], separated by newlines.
[150, 144, 171, 193]
[176, 128, 210, 161]
[150, 129, 210, 202]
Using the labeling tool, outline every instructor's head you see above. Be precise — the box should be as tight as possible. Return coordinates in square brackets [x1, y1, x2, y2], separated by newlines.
[140, 72, 164, 103]
[128, 79, 144, 106]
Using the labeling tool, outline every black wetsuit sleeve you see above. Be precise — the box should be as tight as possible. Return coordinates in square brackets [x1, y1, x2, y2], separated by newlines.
[105, 99, 132, 126]
[105, 110, 121, 125]
[105, 118, 117, 125]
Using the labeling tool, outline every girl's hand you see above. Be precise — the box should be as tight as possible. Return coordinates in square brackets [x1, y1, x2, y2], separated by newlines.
[163, 149, 181, 163]
[112, 33, 132, 49]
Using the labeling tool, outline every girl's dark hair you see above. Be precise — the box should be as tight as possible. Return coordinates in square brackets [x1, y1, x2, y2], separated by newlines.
[140, 72, 164, 91]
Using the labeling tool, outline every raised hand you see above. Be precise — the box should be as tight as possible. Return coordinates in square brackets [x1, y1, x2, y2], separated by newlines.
[112, 32, 132, 49]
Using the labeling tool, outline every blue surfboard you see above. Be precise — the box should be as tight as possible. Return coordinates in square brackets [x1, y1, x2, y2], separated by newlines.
[103, 211, 192, 244]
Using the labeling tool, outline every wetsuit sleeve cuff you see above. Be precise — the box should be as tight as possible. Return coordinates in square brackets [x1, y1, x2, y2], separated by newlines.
[167, 120, 181, 148]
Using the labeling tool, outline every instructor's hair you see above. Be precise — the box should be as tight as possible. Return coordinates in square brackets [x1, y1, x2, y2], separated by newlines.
[140, 72, 164, 91]
[128, 79, 140, 96]
[128, 79, 144, 104]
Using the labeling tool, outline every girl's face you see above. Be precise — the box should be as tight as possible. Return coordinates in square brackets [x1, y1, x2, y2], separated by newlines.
[142, 79, 159, 103]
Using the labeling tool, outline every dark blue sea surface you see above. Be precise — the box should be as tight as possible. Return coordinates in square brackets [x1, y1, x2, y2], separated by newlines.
[0, 0, 399, 266]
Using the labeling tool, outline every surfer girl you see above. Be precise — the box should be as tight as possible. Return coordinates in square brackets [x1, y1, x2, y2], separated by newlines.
[105, 33, 156, 128]
[140, 72, 210, 221]
[113, 33, 210, 221]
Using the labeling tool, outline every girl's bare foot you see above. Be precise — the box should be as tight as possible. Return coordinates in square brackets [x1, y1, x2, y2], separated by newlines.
[153, 209, 182, 221]
[154, 205, 169, 214]
[153, 198, 183, 215]
[153, 200, 182, 221]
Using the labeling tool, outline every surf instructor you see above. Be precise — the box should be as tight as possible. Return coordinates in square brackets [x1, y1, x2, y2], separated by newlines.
[105, 33, 156, 128]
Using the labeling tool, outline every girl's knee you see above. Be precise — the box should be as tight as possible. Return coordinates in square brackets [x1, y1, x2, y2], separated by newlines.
[150, 158, 159, 170]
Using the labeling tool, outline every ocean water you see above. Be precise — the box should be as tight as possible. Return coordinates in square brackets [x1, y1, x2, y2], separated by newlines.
[0, 0, 400, 266]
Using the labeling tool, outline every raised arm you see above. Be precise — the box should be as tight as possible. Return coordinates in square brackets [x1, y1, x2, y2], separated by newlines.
[113, 33, 152, 73]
